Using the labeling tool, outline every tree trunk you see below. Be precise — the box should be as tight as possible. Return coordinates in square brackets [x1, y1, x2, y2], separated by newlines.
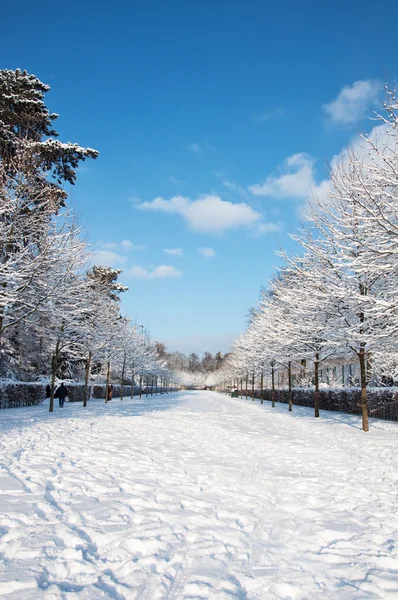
[151, 376, 154, 396]
[146, 375, 149, 397]
[271, 362, 275, 407]
[131, 363, 134, 398]
[0, 311, 4, 346]
[366, 352, 372, 385]
[105, 361, 110, 403]
[155, 376, 158, 395]
[252, 373, 255, 402]
[120, 357, 126, 400]
[49, 340, 60, 413]
[288, 361, 293, 411]
[358, 347, 369, 432]
[83, 351, 92, 408]
[139, 374, 142, 398]
[260, 371, 264, 404]
[300, 358, 306, 381]
[314, 353, 320, 418]
[49, 355, 56, 413]
[245, 374, 248, 400]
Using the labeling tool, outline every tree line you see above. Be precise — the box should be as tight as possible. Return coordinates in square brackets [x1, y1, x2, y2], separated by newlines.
[155, 345, 228, 388]
[211, 85, 398, 432]
[0, 69, 173, 410]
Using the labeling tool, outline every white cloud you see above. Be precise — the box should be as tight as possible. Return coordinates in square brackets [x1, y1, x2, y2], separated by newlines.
[120, 240, 133, 250]
[93, 240, 147, 268]
[138, 194, 265, 234]
[249, 153, 330, 202]
[91, 250, 128, 266]
[222, 180, 249, 199]
[248, 122, 394, 219]
[256, 107, 284, 122]
[330, 123, 398, 171]
[169, 175, 182, 184]
[188, 143, 201, 153]
[102, 240, 146, 251]
[128, 195, 143, 206]
[255, 221, 283, 235]
[127, 265, 182, 279]
[323, 79, 379, 125]
[197, 247, 216, 258]
[164, 248, 184, 256]
[153, 265, 182, 278]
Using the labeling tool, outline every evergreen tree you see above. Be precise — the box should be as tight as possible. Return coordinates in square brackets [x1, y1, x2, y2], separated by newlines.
[215, 351, 224, 368]
[201, 351, 216, 372]
[87, 266, 128, 302]
[188, 352, 200, 373]
[0, 68, 98, 209]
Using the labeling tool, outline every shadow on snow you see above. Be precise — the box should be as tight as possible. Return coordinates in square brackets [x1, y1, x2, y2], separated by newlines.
[0, 393, 185, 434]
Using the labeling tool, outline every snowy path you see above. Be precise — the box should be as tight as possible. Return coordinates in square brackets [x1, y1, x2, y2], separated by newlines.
[0, 391, 397, 600]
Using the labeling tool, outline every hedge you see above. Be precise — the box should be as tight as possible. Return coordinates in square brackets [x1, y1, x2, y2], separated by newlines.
[0, 382, 179, 409]
[230, 386, 398, 422]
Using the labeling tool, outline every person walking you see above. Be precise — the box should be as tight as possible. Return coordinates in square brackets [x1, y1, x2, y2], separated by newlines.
[55, 382, 68, 408]
[107, 384, 113, 401]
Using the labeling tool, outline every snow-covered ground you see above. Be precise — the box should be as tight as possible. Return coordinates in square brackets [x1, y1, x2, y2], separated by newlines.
[0, 391, 397, 600]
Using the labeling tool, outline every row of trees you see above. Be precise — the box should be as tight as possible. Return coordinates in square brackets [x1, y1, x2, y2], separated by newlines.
[159, 348, 228, 388]
[0, 69, 174, 410]
[213, 85, 398, 432]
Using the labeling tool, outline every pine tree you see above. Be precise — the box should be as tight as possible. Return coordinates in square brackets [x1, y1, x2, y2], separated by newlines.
[0, 68, 98, 209]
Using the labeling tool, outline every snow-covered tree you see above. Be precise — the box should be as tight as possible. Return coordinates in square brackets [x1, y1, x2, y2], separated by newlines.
[29, 225, 91, 411]
[0, 69, 99, 378]
[0, 68, 98, 209]
[274, 253, 339, 416]
[0, 158, 82, 346]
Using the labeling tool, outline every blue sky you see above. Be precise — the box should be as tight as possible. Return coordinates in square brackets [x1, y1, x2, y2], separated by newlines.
[3, 0, 398, 354]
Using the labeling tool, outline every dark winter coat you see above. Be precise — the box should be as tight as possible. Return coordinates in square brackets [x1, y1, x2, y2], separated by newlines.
[55, 383, 68, 400]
